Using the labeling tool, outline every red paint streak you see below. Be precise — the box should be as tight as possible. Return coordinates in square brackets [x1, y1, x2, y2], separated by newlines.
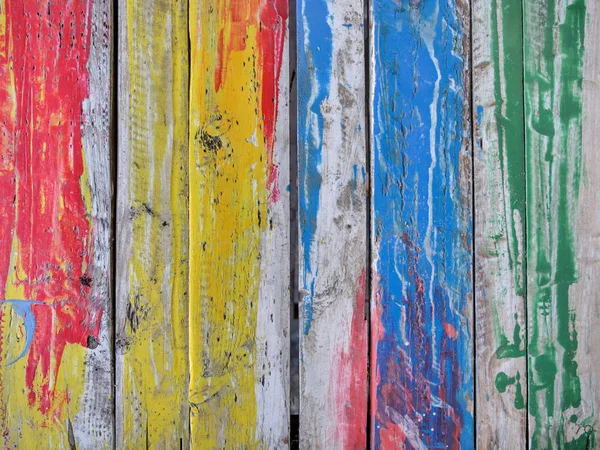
[444, 322, 458, 341]
[214, 0, 288, 204]
[1, 1, 103, 416]
[331, 268, 368, 448]
[257, 0, 288, 204]
[370, 271, 384, 447]
[0, 14, 16, 440]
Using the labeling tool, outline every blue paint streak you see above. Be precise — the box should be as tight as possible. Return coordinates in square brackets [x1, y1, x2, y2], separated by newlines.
[372, 0, 473, 447]
[3, 300, 47, 365]
[297, 0, 332, 335]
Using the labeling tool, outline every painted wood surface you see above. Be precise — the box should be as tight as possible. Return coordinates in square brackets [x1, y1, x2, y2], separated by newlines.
[524, 0, 599, 447]
[188, 0, 290, 447]
[369, 0, 474, 447]
[472, 0, 528, 446]
[115, 0, 189, 447]
[297, 0, 368, 447]
[0, 0, 113, 448]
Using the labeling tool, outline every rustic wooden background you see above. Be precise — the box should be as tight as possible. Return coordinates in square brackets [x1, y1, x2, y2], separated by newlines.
[0, 0, 598, 448]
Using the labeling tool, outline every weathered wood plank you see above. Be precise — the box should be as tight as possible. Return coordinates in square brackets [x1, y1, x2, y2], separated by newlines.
[188, 0, 290, 446]
[0, 0, 113, 447]
[369, 0, 474, 447]
[524, 0, 599, 447]
[472, 0, 528, 446]
[297, 0, 368, 447]
[115, 0, 189, 447]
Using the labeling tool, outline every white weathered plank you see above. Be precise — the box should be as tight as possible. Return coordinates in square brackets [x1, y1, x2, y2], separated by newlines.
[74, 0, 115, 447]
[297, 0, 369, 447]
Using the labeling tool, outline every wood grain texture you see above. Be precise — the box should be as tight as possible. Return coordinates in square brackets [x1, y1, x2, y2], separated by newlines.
[297, 0, 368, 447]
[188, 0, 290, 447]
[0, 1, 113, 447]
[472, 0, 528, 446]
[115, 0, 189, 447]
[524, 0, 598, 447]
[369, 0, 474, 447]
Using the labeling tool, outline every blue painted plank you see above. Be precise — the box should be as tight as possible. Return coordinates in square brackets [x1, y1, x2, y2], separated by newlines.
[370, 0, 474, 447]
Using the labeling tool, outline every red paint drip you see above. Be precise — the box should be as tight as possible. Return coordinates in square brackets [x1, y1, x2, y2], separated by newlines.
[331, 268, 368, 448]
[1, 1, 103, 417]
[214, 0, 288, 204]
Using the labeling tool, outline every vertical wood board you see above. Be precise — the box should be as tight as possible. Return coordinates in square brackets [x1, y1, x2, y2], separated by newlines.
[115, 0, 190, 447]
[524, 0, 598, 447]
[188, 0, 290, 446]
[472, 0, 528, 446]
[369, 0, 474, 447]
[0, 0, 113, 447]
[297, 0, 369, 447]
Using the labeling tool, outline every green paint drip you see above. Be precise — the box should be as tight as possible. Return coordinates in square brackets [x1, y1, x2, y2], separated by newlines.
[490, 0, 527, 295]
[495, 371, 515, 393]
[524, 0, 589, 447]
[497, 313, 525, 359]
[514, 372, 525, 410]
[495, 370, 525, 410]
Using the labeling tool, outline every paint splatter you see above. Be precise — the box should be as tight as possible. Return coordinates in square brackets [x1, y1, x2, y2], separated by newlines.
[371, 0, 473, 447]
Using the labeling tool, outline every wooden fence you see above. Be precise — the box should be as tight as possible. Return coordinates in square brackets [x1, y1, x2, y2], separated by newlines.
[0, 0, 598, 448]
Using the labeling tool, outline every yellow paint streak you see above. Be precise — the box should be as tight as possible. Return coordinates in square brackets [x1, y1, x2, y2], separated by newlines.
[120, 0, 189, 447]
[189, 0, 269, 447]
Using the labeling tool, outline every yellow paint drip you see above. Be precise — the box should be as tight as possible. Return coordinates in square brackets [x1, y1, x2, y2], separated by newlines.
[120, 0, 190, 447]
[189, 0, 269, 447]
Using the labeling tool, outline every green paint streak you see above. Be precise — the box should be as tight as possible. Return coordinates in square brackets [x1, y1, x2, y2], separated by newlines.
[490, 0, 527, 295]
[524, 0, 589, 447]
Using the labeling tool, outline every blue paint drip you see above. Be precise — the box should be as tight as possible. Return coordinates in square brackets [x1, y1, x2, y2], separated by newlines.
[3, 300, 47, 365]
[297, 0, 332, 335]
[372, 0, 473, 447]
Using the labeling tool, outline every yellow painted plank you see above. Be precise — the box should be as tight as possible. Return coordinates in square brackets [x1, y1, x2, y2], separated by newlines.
[115, 0, 190, 447]
[189, 0, 289, 446]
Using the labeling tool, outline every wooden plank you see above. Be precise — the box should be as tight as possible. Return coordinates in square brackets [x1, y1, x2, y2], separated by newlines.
[472, 0, 528, 446]
[570, 0, 600, 447]
[188, 0, 290, 446]
[297, 0, 369, 447]
[369, 0, 474, 447]
[115, 0, 189, 447]
[524, 0, 599, 447]
[0, 0, 113, 447]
